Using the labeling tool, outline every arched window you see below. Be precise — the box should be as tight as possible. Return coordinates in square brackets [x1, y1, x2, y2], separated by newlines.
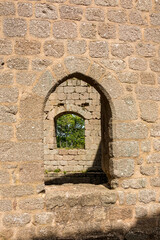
[55, 113, 85, 149]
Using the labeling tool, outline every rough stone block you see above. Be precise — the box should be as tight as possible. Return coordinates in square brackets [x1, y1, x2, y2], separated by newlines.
[44, 40, 64, 57]
[109, 207, 133, 220]
[135, 206, 147, 218]
[15, 40, 41, 55]
[60, 5, 82, 20]
[140, 72, 156, 85]
[7, 57, 29, 70]
[113, 122, 148, 139]
[35, 3, 58, 19]
[136, 86, 160, 101]
[3, 213, 31, 227]
[3, 18, 27, 37]
[0, 2, 15, 16]
[129, 10, 146, 25]
[53, 20, 77, 39]
[67, 40, 86, 54]
[151, 177, 160, 187]
[150, 13, 160, 25]
[122, 178, 146, 189]
[19, 163, 43, 183]
[153, 139, 160, 151]
[140, 166, 156, 176]
[88, 62, 105, 80]
[136, 0, 152, 11]
[0, 87, 18, 103]
[150, 58, 160, 72]
[52, 63, 67, 79]
[86, 8, 104, 21]
[149, 204, 160, 216]
[30, 20, 50, 38]
[0, 170, 10, 184]
[151, 124, 160, 137]
[34, 213, 53, 225]
[119, 25, 141, 42]
[147, 153, 160, 163]
[70, 0, 91, 5]
[98, 23, 116, 39]
[16, 72, 36, 86]
[107, 10, 127, 23]
[0, 39, 12, 55]
[0, 200, 12, 212]
[33, 71, 55, 97]
[113, 97, 138, 120]
[18, 3, 33, 17]
[111, 43, 133, 59]
[101, 59, 126, 72]
[140, 140, 151, 153]
[117, 72, 139, 84]
[80, 22, 96, 38]
[139, 101, 158, 122]
[32, 59, 52, 71]
[111, 141, 139, 157]
[0, 185, 34, 198]
[0, 125, 13, 141]
[0, 71, 13, 85]
[129, 57, 147, 71]
[110, 158, 134, 178]
[139, 190, 156, 203]
[95, 0, 118, 6]
[19, 198, 44, 210]
[0, 105, 17, 123]
[136, 43, 156, 57]
[126, 193, 137, 205]
[101, 192, 117, 205]
[144, 28, 160, 43]
[120, 0, 133, 8]
[16, 227, 36, 240]
[16, 120, 42, 140]
[64, 56, 90, 74]
[89, 41, 108, 58]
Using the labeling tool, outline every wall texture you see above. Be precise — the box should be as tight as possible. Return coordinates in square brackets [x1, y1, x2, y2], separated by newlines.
[0, 0, 160, 239]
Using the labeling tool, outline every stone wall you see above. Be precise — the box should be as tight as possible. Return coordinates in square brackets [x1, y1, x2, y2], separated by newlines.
[0, 0, 160, 239]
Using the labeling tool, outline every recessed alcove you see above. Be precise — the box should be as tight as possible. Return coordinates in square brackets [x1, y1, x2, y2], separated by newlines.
[44, 73, 112, 186]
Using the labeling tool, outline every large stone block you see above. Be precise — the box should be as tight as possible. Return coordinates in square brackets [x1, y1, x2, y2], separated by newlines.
[53, 21, 77, 39]
[7, 57, 29, 70]
[0, 125, 13, 141]
[0, 39, 12, 55]
[60, 5, 83, 20]
[111, 43, 133, 59]
[122, 178, 146, 189]
[126, 193, 137, 205]
[136, 86, 160, 101]
[111, 141, 139, 157]
[89, 41, 108, 58]
[0, 2, 15, 15]
[98, 23, 116, 39]
[19, 197, 44, 210]
[110, 158, 134, 178]
[44, 40, 64, 57]
[136, 0, 152, 11]
[135, 206, 147, 218]
[150, 13, 160, 26]
[88, 62, 105, 80]
[150, 123, 160, 137]
[35, 3, 58, 19]
[16, 120, 42, 140]
[107, 10, 127, 23]
[30, 20, 50, 38]
[140, 72, 156, 85]
[0, 105, 17, 123]
[101, 59, 126, 72]
[95, 0, 118, 6]
[139, 101, 158, 122]
[129, 10, 146, 25]
[3, 213, 31, 227]
[0, 185, 34, 198]
[119, 25, 141, 41]
[129, 57, 147, 71]
[151, 177, 160, 187]
[120, 0, 133, 8]
[80, 22, 96, 39]
[34, 213, 53, 225]
[17, 3, 33, 17]
[19, 163, 44, 183]
[15, 40, 41, 55]
[117, 72, 139, 84]
[139, 190, 156, 203]
[0, 71, 13, 85]
[86, 8, 104, 21]
[136, 43, 156, 57]
[16, 227, 36, 240]
[144, 28, 160, 43]
[16, 72, 36, 86]
[32, 59, 52, 71]
[109, 207, 133, 220]
[153, 139, 160, 151]
[0, 170, 10, 184]
[147, 153, 160, 163]
[0, 87, 18, 103]
[0, 200, 12, 212]
[67, 40, 86, 54]
[150, 58, 160, 72]
[3, 18, 27, 37]
[64, 56, 90, 74]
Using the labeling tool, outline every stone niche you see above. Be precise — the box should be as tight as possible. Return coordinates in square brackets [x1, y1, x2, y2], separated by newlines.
[44, 76, 111, 184]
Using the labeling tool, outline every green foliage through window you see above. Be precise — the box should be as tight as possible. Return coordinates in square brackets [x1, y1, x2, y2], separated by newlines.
[56, 114, 85, 149]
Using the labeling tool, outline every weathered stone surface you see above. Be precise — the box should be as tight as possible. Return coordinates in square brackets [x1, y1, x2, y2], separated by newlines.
[129, 10, 146, 25]
[16, 120, 42, 140]
[144, 28, 160, 43]
[18, 3, 32, 17]
[52, 63, 67, 80]
[120, 0, 133, 8]
[3, 213, 31, 227]
[111, 141, 139, 157]
[129, 57, 147, 71]
[0, 87, 18, 103]
[88, 62, 105, 80]
[60, 5, 82, 20]
[0, 200, 12, 212]
[53, 21, 77, 39]
[136, 43, 156, 57]
[80, 22, 96, 38]
[16, 72, 36, 86]
[136, 0, 152, 11]
[98, 23, 116, 39]
[95, 0, 118, 6]
[153, 139, 160, 151]
[33, 71, 55, 97]
[113, 122, 148, 139]
[139, 190, 156, 203]
[110, 158, 134, 178]
[111, 43, 133, 59]
[0, 71, 13, 85]
[119, 25, 141, 42]
[15, 40, 41, 55]
[30, 20, 50, 38]
[70, 0, 91, 5]
[147, 153, 160, 163]
[149, 204, 160, 216]
[7, 57, 29, 70]
[135, 206, 147, 218]
[89, 41, 108, 58]
[122, 178, 146, 189]
[0, 2, 15, 15]
[140, 166, 156, 176]
[0, 142, 43, 162]
[36, 226, 55, 239]
[35, 3, 58, 19]
[117, 72, 139, 84]
[67, 40, 86, 54]
[0, 170, 10, 184]
[19, 198, 44, 210]
[150, 13, 160, 26]
[140, 72, 156, 85]
[86, 8, 104, 21]
[109, 207, 133, 220]
[101, 59, 126, 72]
[32, 59, 52, 71]
[34, 213, 53, 225]
[139, 101, 158, 122]
[151, 177, 160, 187]
[0, 125, 13, 141]
[64, 56, 90, 74]
[140, 140, 151, 153]
[3, 18, 27, 37]
[0, 58, 4, 69]
[19, 163, 43, 183]
[101, 72, 124, 99]
[101, 192, 117, 205]
[16, 227, 36, 240]
[151, 123, 160, 137]
[150, 58, 160, 72]
[0, 105, 17, 123]
[126, 193, 137, 205]
[113, 97, 138, 120]
[136, 86, 160, 101]
[44, 40, 64, 57]
[0, 39, 12, 55]
[0, 185, 34, 198]
[108, 10, 127, 23]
